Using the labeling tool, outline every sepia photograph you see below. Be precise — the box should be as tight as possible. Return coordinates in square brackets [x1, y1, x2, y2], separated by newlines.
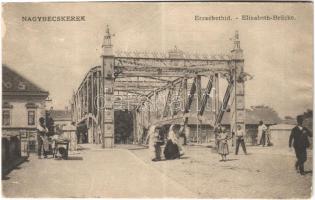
[1, 2, 313, 198]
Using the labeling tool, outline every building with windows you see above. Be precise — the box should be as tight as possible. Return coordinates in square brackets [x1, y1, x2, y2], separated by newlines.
[49, 108, 72, 127]
[161, 106, 282, 145]
[2, 65, 49, 135]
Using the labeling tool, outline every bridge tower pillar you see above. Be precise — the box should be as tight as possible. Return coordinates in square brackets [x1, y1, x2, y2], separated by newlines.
[230, 31, 246, 137]
[100, 25, 115, 148]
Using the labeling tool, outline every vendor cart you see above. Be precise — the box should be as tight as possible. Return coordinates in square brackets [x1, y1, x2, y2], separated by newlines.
[53, 139, 70, 159]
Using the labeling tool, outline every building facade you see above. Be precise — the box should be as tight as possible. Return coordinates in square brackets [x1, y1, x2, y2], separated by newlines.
[2, 65, 49, 135]
[50, 109, 72, 127]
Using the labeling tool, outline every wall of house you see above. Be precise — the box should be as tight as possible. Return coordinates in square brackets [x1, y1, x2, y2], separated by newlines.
[188, 124, 261, 145]
[2, 99, 46, 131]
[54, 120, 72, 127]
[269, 125, 313, 150]
[269, 129, 291, 149]
[189, 125, 214, 143]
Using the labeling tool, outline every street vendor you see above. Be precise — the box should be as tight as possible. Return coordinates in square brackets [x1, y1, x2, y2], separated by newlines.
[37, 117, 49, 159]
[51, 132, 69, 159]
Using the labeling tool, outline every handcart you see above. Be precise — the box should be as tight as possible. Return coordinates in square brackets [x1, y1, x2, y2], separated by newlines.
[53, 139, 70, 160]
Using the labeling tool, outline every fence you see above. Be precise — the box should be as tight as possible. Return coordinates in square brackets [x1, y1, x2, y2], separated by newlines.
[2, 132, 25, 175]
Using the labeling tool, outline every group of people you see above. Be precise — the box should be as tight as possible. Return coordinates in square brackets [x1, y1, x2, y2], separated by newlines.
[215, 124, 247, 161]
[205, 116, 313, 176]
[215, 120, 272, 162]
[37, 116, 76, 159]
[146, 121, 189, 162]
[146, 119, 250, 162]
[257, 121, 272, 146]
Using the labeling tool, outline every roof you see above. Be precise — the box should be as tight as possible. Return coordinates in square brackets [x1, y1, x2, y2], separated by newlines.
[157, 116, 212, 126]
[270, 123, 295, 130]
[163, 107, 281, 126]
[281, 118, 296, 125]
[221, 108, 282, 125]
[2, 65, 49, 97]
[50, 110, 72, 121]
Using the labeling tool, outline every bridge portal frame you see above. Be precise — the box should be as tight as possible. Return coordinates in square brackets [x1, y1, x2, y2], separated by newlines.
[71, 26, 248, 148]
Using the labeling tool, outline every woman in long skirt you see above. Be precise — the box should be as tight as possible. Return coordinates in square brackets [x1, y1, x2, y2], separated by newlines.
[164, 124, 180, 160]
[146, 125, 160, 161]
[217, 128, 231, 161]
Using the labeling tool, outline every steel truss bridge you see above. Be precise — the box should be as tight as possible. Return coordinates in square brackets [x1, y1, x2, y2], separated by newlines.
[71, 25, 250, 148]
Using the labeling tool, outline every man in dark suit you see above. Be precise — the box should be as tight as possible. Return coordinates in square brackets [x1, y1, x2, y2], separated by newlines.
[289, 115, 312, 175]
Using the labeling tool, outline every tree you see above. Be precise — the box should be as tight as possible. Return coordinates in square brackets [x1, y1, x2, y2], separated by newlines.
[301, 109, 313, 131]
[303, 109, 313, 118]
[249, 105, 282, 124]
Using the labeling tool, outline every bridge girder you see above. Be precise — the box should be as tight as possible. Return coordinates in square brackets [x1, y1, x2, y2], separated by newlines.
[70, 28, 247, 148]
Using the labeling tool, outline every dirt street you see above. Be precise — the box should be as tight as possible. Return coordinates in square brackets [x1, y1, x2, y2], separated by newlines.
[2, 144, 312, 198]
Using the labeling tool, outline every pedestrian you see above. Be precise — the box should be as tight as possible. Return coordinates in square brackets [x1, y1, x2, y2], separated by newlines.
[179, 118, 190, 146]
[146, 125, 161, 161]
[289, 115, 312, 175]
[235, 125, 247, 155]
[217, 127, 231, 161]
[177, 123, 185, 156]
[214, 124, 223, 150]
[265, 126, 273, 146]
[155, 127, 165, 159]
[174, 124, 185, 155]
[164, 124, 180, 160]
[257, 121, 267, 146]
[37, 117, 49, 159]
[45, 112, 55, 136]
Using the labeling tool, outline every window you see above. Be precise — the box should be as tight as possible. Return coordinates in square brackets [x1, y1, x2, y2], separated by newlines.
[3, 110, 11, 126]
[28, 110, 35, 126]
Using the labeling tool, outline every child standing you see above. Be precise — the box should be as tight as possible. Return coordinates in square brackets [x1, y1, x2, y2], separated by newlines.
[217, 128, 231, 161]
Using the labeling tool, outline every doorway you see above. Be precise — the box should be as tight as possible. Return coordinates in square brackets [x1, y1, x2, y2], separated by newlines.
[114, 110, 134, 144]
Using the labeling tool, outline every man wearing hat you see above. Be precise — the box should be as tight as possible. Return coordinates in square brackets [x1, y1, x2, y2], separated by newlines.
[289, 115, 312, 175]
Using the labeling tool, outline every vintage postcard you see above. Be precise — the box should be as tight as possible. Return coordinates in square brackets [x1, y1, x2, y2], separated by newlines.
[1, 2, 313, 198]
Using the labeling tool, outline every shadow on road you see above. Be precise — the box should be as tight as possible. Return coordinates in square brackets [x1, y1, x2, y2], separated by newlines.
[224, 159, 239, 162]
[2, 156, 28, 177]
[67, 156, 83, 160]
[77, 146, 91, 151]
[304, 170, 312, 174]
[54, 156, 83, 161]
[128, 147, 148, 151]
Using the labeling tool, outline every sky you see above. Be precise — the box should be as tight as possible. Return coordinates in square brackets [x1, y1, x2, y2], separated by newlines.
[2, 2, 313, 118]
